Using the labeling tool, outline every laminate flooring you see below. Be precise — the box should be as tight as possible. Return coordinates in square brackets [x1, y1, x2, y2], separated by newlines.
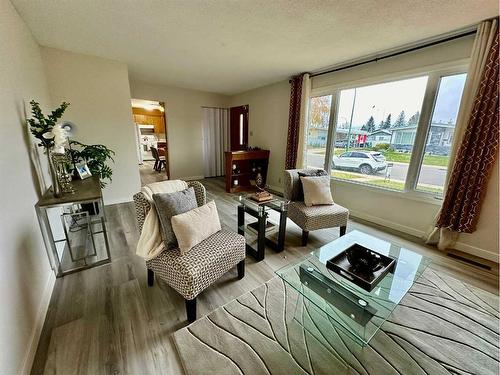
[31, 176, 499, 375]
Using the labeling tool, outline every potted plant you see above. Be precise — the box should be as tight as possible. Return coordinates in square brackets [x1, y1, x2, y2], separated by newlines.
[69, 140, 115, 187]
[68, 141, 115, 215]
[27, 100, 70, 197]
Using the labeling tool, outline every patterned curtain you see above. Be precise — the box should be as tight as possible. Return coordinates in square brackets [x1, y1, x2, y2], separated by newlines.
[285, 74, 305, 169]
[436, 30, 499, 233]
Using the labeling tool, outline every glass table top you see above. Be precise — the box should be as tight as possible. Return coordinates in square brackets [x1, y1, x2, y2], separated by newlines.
[275, 230, 431, 345]
[236, 193, 289, 213]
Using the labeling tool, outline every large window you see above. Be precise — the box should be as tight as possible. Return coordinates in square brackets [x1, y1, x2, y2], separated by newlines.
[304, 95, 332, 169]
[416, 73, 467, 194]
[305, 67, 467, 197]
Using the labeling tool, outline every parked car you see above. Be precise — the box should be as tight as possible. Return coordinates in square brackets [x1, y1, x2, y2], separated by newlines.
[332, 151, 387, 174]
[335, 140, 347, 148]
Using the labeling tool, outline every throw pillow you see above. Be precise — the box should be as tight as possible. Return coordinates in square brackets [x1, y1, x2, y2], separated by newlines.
[296, 169, 328, 201]
[171, 200, 222, 255]
[153, 187, 198, 249]
[300, 176, 334, 207]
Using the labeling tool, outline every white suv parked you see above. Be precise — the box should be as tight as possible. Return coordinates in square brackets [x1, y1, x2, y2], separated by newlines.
[332, 151, 387, 174]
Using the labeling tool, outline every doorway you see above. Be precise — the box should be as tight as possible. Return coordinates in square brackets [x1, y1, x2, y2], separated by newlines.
[131, 99, 169, 184]
[230, 105, 249, 151]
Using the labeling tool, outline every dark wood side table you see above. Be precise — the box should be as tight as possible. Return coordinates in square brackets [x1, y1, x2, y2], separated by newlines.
[236, 195, 289, 261]
[35, 176, 111, 277]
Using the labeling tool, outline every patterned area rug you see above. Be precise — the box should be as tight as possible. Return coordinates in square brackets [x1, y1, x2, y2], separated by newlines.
[173, 269, 499, 375]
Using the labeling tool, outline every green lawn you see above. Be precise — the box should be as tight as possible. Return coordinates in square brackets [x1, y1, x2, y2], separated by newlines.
[384, 151, 449, 167]
[363, 179, 444, 194]
[329, 167, 444, 195]
[332, 148, 449, 167]
[331, 170, 362, 180]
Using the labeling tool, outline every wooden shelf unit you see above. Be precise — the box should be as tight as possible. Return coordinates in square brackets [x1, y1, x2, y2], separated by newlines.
[225, 150, 270, 193]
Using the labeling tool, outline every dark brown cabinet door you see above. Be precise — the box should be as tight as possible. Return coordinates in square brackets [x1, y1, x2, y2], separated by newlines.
[230, 105, 249, 151]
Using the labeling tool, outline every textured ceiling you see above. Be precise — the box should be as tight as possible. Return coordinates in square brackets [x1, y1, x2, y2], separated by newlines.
[11, 0, 499, 95]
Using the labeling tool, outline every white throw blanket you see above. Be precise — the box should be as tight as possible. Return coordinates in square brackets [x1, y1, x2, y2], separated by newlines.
[136, 180, 188, 260]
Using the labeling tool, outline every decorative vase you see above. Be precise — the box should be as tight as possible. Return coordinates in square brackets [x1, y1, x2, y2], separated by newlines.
[52, 152, 75, 194]
[255, 172, 263, 188]
[48, 150, 62, 198]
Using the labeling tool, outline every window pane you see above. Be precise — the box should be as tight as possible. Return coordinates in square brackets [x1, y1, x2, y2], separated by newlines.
[416, 73, 467, 195]
[331, 76, 428, 191]
[305, 95, 332, 169]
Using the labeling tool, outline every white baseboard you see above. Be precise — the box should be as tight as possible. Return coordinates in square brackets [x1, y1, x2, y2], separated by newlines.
[454, 241, 499, 263]
[349, 209, 426, 238]
[349, 209, 498, 263]
[20, 271, 56, 375]
[104, 197, 133, 206]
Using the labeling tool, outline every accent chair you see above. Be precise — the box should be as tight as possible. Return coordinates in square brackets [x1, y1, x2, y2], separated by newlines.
[284, 169, 349, 245]
[133, 181, 245, 322]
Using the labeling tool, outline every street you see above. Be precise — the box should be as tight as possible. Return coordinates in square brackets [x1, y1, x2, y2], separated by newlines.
[306, 152, 447, 187]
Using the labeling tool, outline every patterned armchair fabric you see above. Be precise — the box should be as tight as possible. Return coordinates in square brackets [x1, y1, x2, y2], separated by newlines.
[133, 180, 245, 300]
[147, 230, 245, 300]
[133, 181, 206, 233]
[284, 169, 349, 233]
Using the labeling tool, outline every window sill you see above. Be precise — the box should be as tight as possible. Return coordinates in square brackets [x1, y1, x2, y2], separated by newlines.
[331, 177, 444, 206]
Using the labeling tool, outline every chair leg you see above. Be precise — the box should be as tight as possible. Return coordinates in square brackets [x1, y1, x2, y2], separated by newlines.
[153, 160, 158, 171]
[340, 225, 347, 237]
[147, 269, 154, 286]
[237, 259, 245, 280]
[185, 298, 197, 322]
[301, 230, 309, 246]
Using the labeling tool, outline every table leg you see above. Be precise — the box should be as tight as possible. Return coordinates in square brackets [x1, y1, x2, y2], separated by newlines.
[237, 205, 244, 236]
[41, 208, 63, 277]
[101, 216, 111, 262]
[256, 213, 267, 261]
[276, 211, 287, 252]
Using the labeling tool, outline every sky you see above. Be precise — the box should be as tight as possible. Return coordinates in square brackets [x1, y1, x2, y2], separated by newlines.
[334, 73, 466, 129]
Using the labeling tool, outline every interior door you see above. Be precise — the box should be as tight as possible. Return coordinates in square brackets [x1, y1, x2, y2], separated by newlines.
[230, 105, 249, 151]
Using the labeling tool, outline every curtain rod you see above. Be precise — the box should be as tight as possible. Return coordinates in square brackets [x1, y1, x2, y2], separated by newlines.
[201, 106, 228, 109]
[309, 28, 477, 78]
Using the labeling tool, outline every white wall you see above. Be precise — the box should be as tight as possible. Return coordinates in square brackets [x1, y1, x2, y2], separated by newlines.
[0, 0, 55, 373]
[41, 47, 141, 204]
[457, 158, 499, 258]
[129, 80, 229, 180]
[230, 36, 500, 261]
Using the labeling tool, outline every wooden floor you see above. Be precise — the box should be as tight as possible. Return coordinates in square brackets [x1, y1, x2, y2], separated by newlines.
[31, 175, 499, 375]
[140, 160, 169, 185]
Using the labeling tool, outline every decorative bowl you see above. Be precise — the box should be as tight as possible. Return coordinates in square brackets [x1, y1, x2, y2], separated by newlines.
[346, 247, 382, 273]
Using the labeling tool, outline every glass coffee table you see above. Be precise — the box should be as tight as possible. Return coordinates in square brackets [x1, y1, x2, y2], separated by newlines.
[236, 194, 289, 261]
[275, 230, 431, 346]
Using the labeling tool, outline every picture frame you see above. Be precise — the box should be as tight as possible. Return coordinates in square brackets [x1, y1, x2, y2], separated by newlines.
[76, 163, 92, 179]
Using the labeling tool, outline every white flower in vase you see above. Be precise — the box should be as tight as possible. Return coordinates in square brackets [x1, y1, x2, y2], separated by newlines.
[52, 124, 68, 154]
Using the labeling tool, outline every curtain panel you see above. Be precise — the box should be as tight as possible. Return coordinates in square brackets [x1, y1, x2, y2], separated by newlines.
[285, 73, 310, 169]
[426, 18, 499, 249]
[202, 107, 229, 177]
[436, 30, 499, 233]
[285, 74, 304, 169]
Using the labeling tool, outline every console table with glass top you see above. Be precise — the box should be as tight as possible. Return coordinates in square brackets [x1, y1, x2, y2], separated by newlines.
[236, 194, 289, 261]
[275, 230, 431, 346]
[35, 176, 111, 277]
